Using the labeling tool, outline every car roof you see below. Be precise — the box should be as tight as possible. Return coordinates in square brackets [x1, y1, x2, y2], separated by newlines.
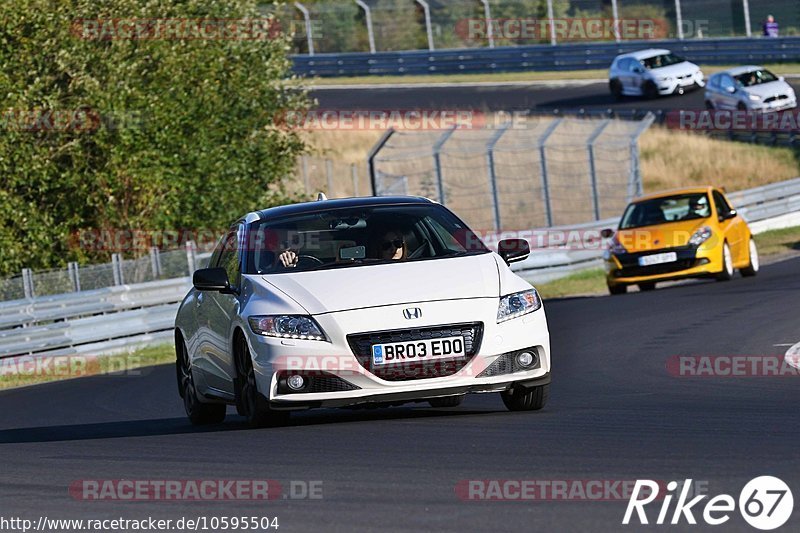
[246, 195, 436, 223]
[633, 186, 716, 203]
[616, 48, 672, 61]
[713, 65, 766, 77]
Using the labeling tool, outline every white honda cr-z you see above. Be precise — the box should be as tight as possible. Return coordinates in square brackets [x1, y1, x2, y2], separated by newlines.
[175, 196, 551, 427]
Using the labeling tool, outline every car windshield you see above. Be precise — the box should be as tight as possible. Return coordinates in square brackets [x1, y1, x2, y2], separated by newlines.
[246, 204, 489, 274]
[734, 69, 779, 87]
[641, 53, 684, 70]
[620, 193, 711, 229]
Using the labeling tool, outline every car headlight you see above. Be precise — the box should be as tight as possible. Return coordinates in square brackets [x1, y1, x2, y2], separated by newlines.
[689, 226, 713, 247]
[607, 236, 626, 255]
[497, 289, 542, 323]
[748, 93, 761, 101]
[248, 315, 328, 341]
[659, 76, 672, 82]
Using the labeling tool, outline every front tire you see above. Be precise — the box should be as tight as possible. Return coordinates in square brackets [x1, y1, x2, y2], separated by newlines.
[501, 384, 549, 411]
[643, 81, 659, 100]
[176, 336, 226, 426]
[235, 333, 289, 428]
[610, 79, 623, 100]
[716, 242, 734, 281]
[740, 238, 759, 277]
[608, 283, 627, 295]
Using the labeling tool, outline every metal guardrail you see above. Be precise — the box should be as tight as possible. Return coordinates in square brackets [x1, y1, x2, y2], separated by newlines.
[510, 177, 800, 283]
[293, 37, 800, 78]
[1, 178, 799, 359]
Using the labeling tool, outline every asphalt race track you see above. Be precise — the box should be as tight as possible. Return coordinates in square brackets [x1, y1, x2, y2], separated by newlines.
[1, 256, 799, 532]
[311, 80, 800, 114]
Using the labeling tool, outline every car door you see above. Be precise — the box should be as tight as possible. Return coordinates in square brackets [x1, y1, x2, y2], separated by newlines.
[197, 225, 243, 394]
[706, 75, 722, 108]
[718, 75, 738, 109]
[713, 190, 745, 263]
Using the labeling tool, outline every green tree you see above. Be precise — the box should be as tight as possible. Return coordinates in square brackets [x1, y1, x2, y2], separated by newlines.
[0, 0, 309, 277]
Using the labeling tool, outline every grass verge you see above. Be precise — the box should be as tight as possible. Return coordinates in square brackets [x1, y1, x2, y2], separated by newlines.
[0, 343, 175, 391]
[307, 63, 800, 86]
[536, 225, 800, 299]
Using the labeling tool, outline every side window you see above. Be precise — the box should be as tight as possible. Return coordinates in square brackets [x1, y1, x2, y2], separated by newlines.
[720, 75, 735, 92]
[709, 75, 720, 89]
[713, 191, 733, 217]
[208, 235, 226, 269]
[217, 228, 241, 287]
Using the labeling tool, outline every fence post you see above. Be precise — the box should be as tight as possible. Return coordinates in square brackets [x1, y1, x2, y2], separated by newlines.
[674, 0, 684, 40]
[546, 0, 557, 46]
[355, 0, 376, 53]
[294, 2, 315, 56]
[611, 0, 620, 42]
[325, 159, 334, 197]
[742, 0, 752, 38]
[111, 254, 124, 286]
[22, 268, 34, 299]
[351, 163, 359, 196]
[150, 246, 162, 278]
[486, 123, 511, 232]
[415, 0, 435, 51]
[68, 262, 81, 292]
[367, 128, 395, 195]
[628, 113, 656, 201]
[587, 120, 612, 221]
[433, 126, 457, 205]
[479, 0, 494, 48]
[537, 118, 563, 227]
[186, 240, 197, 275]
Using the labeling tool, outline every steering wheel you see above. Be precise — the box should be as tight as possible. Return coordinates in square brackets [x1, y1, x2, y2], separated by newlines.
[295, 255, 324, 268]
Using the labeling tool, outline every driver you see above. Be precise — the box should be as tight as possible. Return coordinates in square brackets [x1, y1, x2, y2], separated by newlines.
[378, 230, 406, 260]
[688, 197, 709, 218]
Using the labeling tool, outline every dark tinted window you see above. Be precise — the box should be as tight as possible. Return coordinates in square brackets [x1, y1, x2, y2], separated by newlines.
[217, 228, 241, 286]
[713, 191, 733, 217]
[735, 69, 779, 87]
[246, 204, 489, 274]
[620, 194, 711, 229]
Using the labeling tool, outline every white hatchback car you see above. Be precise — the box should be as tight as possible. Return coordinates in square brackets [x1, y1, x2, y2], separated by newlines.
[609, 48, 704, 99]
[704, 66, 797, 111]
[175, 196, 551, 427]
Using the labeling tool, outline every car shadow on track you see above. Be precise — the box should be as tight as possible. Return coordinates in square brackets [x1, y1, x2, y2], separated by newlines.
[0, 407, 506, 443]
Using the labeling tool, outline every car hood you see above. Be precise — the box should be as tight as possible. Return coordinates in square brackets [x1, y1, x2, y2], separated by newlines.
[649, 61, 698, 78]
[616, 219, 709, 252]
[741, 80, 794, 99]
[260, 253, 500, 315]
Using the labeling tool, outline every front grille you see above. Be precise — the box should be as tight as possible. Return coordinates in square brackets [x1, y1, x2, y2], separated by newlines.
[764, 95, 788, 104]
[347, 322, 483, 381]
[614, 259, 697, 278]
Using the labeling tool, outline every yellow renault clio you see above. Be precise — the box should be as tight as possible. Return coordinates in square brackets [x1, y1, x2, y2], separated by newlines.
[602, 187, 758, 294]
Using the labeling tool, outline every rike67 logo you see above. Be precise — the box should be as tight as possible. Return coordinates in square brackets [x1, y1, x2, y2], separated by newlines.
[623, 476, 794, 530]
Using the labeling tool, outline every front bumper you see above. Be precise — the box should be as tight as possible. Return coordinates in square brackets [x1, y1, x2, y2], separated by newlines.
[605, 245, 720, 285]
[750, 97, 797, 112]
[245, 298, 551, 409]
[658, 74, 704, 95]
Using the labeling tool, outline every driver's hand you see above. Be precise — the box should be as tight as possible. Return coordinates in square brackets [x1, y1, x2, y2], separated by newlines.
[278, 250, 298, 268]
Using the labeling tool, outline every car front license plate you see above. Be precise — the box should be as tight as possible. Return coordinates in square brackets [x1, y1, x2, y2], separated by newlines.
[372, 336, 465, 366]
[638, 252, 677, 267]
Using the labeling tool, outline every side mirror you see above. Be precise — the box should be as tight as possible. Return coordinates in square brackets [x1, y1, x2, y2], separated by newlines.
[600, 228, 614, 239]
[193, 267, 232, 292]
[779, 76, 785, 82]
[720, 209, 737, 221]
[497, 238, 530, 265]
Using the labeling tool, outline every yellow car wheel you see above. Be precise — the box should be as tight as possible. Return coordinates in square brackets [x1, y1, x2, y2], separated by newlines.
[716, 242, 734, 282]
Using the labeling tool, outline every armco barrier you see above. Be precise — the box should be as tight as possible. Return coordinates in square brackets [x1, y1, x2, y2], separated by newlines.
[293, 37, 800, 78]
[1, 178, 799, 359]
